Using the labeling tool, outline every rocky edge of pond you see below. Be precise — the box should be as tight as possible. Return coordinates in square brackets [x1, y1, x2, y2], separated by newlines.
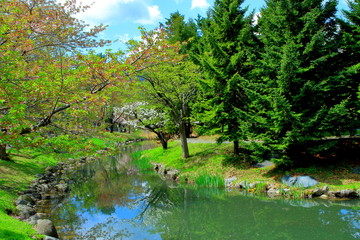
[153, 163, 360, 200]
[13, 139, 146, 239]
[14, 156, 99, 239]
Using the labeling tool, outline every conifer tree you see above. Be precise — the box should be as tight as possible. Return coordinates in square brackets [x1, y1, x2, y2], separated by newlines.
[192, 0, 259, 156]
[257, 0, 358, 163]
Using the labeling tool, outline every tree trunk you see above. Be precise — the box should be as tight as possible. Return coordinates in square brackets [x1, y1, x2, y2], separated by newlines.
[233, 140, 239, 156]
[185, 121, 191, 138]
[179, 121, 189, 158]
[0, 144, 11, 161]
[156, 132, 168, 149]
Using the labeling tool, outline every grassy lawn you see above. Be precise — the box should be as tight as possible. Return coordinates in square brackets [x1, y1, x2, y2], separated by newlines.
[140, 140, 360, 192]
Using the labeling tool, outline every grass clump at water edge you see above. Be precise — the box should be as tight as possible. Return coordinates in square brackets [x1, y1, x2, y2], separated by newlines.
[195, 174, 225, 188]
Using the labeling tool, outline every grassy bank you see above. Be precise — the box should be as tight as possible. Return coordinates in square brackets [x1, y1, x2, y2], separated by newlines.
[140, 140, 360, 193]
[0, 131, 145, 240]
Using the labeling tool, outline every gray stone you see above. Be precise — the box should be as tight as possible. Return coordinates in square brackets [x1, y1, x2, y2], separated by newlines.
[34, 219, 59, 238]
[281, 175, 318, 188]
[267, 188, 281, 198]
[281, 175, 297, 186]
[16, 204, 36, 219]
[225, 177, 237, 188]
[16, 195, 35, 205]
[44, 236, 60, 240]
[164, 169, 180, 181]
[335, 189, 358, 198]
[55, 183, 69, 193]
[253, 160, 275, 168]
[312, 185, 329, 197]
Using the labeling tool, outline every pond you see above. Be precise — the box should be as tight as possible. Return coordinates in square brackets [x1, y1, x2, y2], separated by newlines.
[47, 142, 360, 240]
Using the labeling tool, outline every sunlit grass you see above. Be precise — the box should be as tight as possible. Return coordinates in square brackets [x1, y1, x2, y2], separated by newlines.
[195, 174, 225, 188]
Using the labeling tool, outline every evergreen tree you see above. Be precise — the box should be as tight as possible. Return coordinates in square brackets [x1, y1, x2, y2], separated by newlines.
[192, 0, 259, 156]
[257, 0, 359, 163]
[341, 0, 360, 116]
[162, 11, 199, 55]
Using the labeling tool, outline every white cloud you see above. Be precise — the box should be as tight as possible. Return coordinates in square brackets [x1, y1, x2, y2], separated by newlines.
[191, 0, 210, 9]
[63, 0, 162, 26]
[135, 5, 162, 24]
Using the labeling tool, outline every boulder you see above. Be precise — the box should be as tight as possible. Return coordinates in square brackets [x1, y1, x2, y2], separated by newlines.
[281, 175, 318, 188]
[16, 204, 36, 219]
[164, 169, 180, 181]
[335, 189, 359, 198]
[312, 185, 329, 197]
[225, 177, 237, 188]
[34, 219, 59, 238]
[16, 194, 36, 205]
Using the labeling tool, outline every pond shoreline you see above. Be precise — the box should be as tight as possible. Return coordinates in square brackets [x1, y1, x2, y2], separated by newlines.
[152, 162, 360, 200]
[14, 138, 147, 239]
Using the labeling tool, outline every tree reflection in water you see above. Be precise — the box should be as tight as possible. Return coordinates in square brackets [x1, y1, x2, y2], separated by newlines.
[48, 143, 360, 240]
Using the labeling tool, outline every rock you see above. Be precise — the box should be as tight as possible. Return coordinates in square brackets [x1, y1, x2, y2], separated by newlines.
[164, 169, 180, 181]
[267, 188, 281, 198]
[16, 204, 36, 219]
[45, 165, 59, 173]
[281, 175, 318, 188]
[44, 236, 60, 240]
[225, 177, 237, 188]
[281, 175, 297, 186]
[34, 219, 59, 238]
[16, 195, 36, 206]
[319, 194, 329, 199]
[312, 185, 329, 197]
[253, 160, 275, 168]
[248, 182, 257, 189]
[335, 189, 359, 198]
[55, 183, 69, 193]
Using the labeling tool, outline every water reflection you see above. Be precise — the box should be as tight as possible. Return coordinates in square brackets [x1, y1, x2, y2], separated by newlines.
[49, 142, 360, 240]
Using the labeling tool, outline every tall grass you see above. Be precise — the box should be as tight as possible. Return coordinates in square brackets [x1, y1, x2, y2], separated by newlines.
[195, 174, 225, 188]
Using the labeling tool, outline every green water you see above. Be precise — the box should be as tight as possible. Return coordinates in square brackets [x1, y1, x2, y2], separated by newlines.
[49, 142, 360, 240]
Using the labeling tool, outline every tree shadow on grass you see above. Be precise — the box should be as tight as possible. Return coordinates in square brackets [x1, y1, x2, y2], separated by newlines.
[0, 229, 32, 240]
[222, 155, 254, 170]
[262, 158, 360, 186]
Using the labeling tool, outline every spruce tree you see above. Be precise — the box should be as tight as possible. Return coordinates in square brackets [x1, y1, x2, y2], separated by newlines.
[192, 0, 259, 156]
[257, 0, 358, 163]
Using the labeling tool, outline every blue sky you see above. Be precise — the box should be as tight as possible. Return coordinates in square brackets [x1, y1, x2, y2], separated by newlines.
[73, 0, 350, 51]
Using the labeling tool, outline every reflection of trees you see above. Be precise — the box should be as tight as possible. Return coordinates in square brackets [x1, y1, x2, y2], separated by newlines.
[49, 143, 360, 240]
[137, 188, 360, 240]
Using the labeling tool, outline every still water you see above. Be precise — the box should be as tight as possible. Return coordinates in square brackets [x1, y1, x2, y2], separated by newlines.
[49, 142, 360, 240]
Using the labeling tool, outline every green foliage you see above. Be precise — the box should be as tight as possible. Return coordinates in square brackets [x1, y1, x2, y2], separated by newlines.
[192, 0, 260, 156]
[195, 174, 225, 188]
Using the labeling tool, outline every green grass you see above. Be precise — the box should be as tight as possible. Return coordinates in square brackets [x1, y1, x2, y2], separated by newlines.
[195, 174, 225, 188]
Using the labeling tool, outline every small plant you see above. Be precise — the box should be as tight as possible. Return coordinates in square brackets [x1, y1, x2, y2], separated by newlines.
[195, 174, 225, 188]
[254, 182, 268, 194]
